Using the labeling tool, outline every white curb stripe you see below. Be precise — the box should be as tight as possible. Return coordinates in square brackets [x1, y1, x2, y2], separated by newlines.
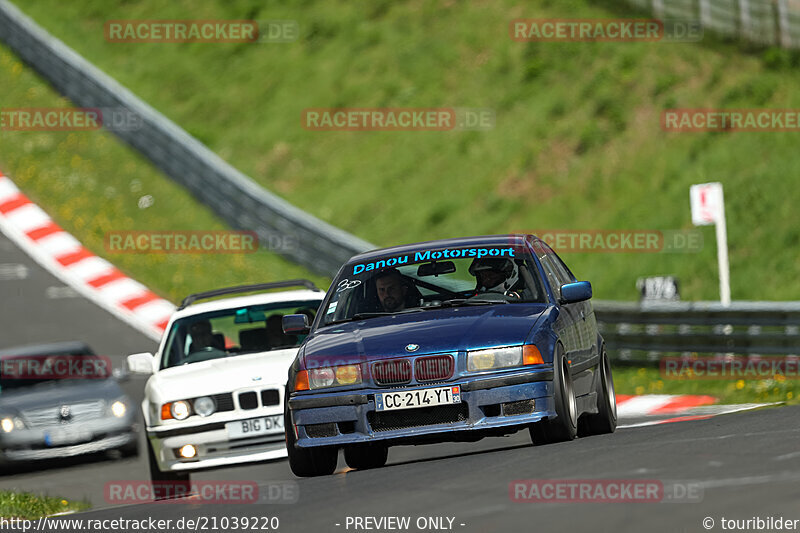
[0, 172, 174, 341]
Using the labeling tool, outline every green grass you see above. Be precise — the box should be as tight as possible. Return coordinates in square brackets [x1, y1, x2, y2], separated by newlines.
[613, 366, 800, 405]
[0, 47, 327, 303]
[4, 0, 800, 301]
[0, 490, 88, 519]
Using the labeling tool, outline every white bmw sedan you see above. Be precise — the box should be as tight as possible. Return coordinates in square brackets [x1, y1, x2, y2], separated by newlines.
[127, 280, 323, 483]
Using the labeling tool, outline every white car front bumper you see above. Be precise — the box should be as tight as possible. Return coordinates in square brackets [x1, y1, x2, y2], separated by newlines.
[148, 415, 287, 472]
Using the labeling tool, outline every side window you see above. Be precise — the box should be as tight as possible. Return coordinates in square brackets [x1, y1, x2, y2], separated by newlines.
[533, 240, 577, 299]
[532, 242, 563, 299]
[550, 251, 577, 285]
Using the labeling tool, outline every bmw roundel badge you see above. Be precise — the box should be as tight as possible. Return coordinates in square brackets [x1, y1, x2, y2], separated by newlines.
[405, 343, 420, 352]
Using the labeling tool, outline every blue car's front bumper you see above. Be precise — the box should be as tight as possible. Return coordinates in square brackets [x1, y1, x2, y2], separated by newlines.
[288, 368, 555, 448]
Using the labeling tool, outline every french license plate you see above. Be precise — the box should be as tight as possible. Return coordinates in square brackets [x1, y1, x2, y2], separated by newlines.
[375, 385, 461, 412]
[45, 426, 92, 446]
[226, 414, 284, 439]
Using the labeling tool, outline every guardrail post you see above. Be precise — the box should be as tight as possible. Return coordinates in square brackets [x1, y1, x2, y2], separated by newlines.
[738, 0, 753, 38]
[775, 0, 792, 47]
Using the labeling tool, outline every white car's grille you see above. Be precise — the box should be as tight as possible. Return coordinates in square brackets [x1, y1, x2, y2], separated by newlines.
[22, 400, 105, 428]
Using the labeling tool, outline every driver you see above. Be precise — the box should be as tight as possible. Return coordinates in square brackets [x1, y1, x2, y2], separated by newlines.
[374, 268, 408, 312]
[189, 320, 218, 351]
[469, 257, 520, 295]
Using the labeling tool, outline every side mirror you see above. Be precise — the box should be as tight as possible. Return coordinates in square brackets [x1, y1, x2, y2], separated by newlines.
[283, 314, 310, 335]
[112, 366, 130, 382]
[560, 281, 592, 304]
[127, 352, 154, 375]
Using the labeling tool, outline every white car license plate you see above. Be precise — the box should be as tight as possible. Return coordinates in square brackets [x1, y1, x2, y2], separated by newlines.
[375, 385, 461, 412]
[226, 414, 284, 439]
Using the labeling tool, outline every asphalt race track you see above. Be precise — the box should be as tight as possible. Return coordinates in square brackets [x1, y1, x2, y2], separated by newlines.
[3, 230, 800, 533]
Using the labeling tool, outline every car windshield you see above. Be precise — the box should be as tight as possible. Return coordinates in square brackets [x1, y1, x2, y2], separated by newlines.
[160, 300, 320, 369]
[320, 244, 546, 326]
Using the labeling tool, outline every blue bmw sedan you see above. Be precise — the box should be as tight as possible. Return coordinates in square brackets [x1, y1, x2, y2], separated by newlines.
[281, 234, 617, 476]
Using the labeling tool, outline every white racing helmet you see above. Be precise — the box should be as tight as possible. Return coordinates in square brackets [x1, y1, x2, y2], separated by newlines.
[468, 257, 520, 293]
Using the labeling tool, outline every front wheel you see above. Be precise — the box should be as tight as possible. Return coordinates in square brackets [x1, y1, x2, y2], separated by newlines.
[146, 439, 190, 500]
[285, 409, 338, 477]
[344, 444, 388, 470]
[530, 344, 577, 445]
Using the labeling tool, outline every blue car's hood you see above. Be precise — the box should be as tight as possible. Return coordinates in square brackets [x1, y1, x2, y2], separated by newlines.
[304, 304, 548, 366]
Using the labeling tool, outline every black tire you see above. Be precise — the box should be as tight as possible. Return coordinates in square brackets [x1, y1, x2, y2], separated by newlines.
[530, 344, 577, 445]
[118, 438, 139, 458]
[285, 409, 338, 477]
[578, 346, 617, 437]
[146, 439, 190, 500]
[344, 444, 388, 470]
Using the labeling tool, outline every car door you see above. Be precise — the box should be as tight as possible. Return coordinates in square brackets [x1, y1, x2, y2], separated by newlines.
[531, 241, 582, 365]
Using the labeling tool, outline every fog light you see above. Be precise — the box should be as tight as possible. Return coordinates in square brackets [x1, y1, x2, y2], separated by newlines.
[178, 444, 197, 458]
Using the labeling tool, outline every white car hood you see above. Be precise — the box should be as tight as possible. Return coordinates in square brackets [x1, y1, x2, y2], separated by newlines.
[146, 348, 296, 406]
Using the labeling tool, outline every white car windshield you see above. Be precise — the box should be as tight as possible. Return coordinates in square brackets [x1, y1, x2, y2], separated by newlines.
[160, 300, 319, 369]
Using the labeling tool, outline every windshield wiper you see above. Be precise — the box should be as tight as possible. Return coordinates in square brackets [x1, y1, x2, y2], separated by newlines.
[427, 298, 510, 308]
[325, 309, 418, 326]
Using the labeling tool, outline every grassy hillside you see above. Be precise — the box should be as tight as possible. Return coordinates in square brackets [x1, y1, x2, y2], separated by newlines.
[3, 0, 800, 301]
[0, 46, 326, 303]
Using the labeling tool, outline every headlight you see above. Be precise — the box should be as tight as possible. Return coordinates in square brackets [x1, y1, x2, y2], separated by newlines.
[193, 396, 216, 417]
[467, 346, 522, 372]
[0, 417, 24, 433]
[161, 400, 192, 420]
[171, 401, 190, 420]
[306, 364, 362, 389]
[110, 401, 127, 418]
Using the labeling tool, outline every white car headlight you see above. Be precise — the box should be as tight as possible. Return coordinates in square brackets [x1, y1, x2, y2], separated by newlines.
[467, 346, 522, 372]
[193, 396, 216, 417]
[170, 401, 191, 420]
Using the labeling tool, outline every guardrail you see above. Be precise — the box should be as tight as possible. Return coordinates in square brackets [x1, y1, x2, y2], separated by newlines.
[595, 300, 800, 366]
[0, 0, 373, 276]
[627, 0, 800, 48]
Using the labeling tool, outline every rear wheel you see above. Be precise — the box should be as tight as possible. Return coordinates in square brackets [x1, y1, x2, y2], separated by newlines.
[146, 439, 190, 500]
[578, 345, 617, 437]
[344, 444, 388, 470]
[285, 409, 338, 477]
[530, 344, 577, 445]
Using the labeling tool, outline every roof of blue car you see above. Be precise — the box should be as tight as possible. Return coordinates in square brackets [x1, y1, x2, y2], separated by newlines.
[348, 234, 531, 264]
